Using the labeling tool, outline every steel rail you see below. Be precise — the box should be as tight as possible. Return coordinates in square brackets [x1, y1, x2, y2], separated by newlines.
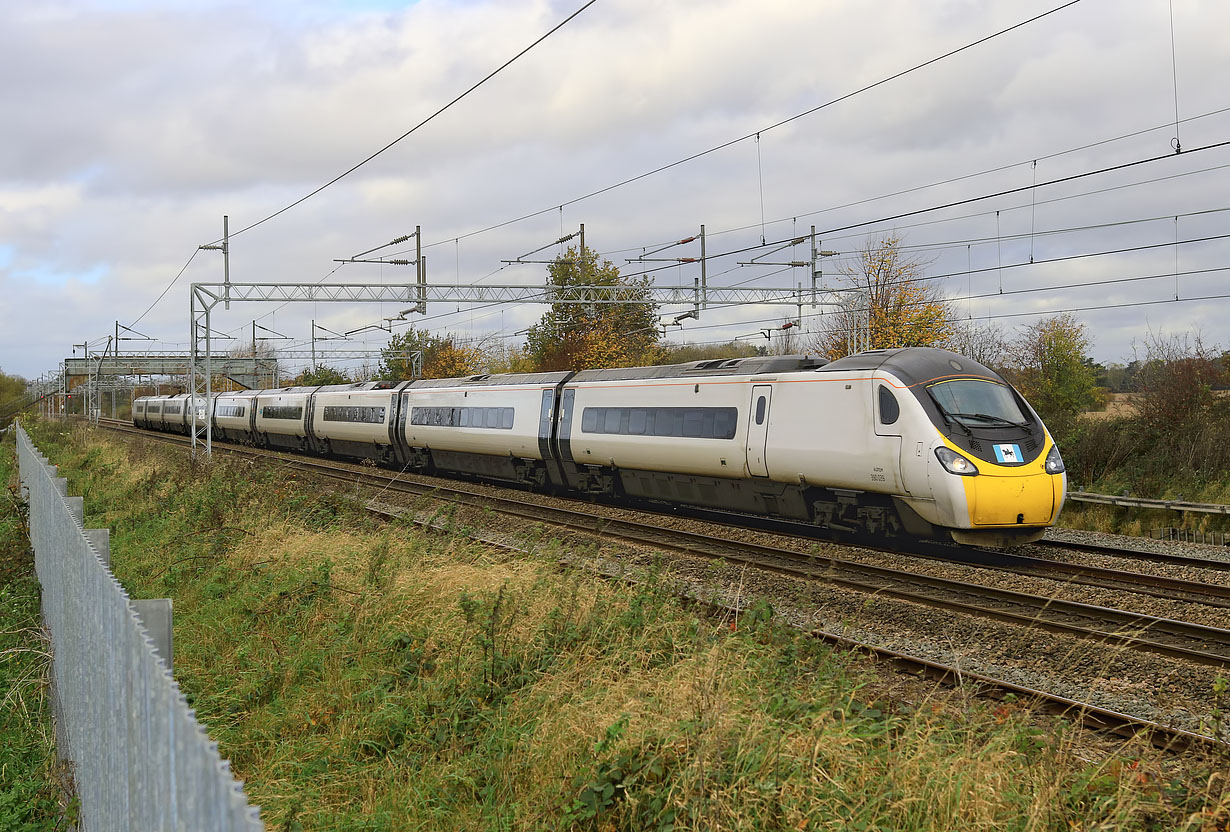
[1032, 537, 1230, 573]
[664, 503, 1230, 608]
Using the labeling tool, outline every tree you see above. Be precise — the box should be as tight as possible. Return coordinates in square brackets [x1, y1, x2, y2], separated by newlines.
[291, 365, 349, 386]
[944, 320, 1009, 369]
[1132, 331, 1225, 434]
[483, 342, 538, 375]
[0, 368, 28, 426]
[425, 341, 486, 379]
[376, 327, 487, 381]
[658, 341, 762, 365]
[1002, 313, 1097, 434]
[228, 338, 281, 387]
[524, 246, 664, 371]
[810, 235, 954, 360]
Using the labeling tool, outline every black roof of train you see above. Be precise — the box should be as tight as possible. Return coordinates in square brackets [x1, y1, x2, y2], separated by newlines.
[824, 347, 1005, 386]
[133, 348, 1005, 396]
[571, 355, 829, 382]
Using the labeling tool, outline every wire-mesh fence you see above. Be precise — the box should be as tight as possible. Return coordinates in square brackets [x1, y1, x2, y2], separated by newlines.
[16, 423, 262, 831]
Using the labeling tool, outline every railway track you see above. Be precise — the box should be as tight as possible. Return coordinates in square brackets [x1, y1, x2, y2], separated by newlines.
[1032, 536, 1230, 573]
[651, 504, 1230, 609]
[85, 419, 1230, 752]
[369, 500, 1226, 755]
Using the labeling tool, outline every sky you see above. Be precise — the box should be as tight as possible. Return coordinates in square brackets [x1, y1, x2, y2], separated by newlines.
[2, 0, 1228, 382]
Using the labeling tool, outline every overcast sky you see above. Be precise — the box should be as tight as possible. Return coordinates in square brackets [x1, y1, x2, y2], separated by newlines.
[2, 0, 1228, 381]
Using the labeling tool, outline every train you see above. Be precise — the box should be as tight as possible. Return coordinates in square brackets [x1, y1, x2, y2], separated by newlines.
[132, 347, 1067, 548]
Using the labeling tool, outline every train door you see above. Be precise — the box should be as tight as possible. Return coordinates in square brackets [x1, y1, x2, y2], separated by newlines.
[746, 385, 771, 477]
[873, 382, 906, 493]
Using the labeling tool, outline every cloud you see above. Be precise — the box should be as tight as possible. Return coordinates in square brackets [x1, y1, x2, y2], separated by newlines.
[1, 0, 1229, 379]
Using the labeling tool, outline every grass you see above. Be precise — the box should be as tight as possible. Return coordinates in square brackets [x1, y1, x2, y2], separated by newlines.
[0, 431, 67, 831]
[20, 419, 1230, 831]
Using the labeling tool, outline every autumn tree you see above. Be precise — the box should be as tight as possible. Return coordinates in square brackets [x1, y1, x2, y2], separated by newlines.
[376, 327, 487, 381]
[810, 235, 954, 360]
[524, 246, 664, 371]
[1002, 313, 1098, 434]
[483, 342, 538, 375]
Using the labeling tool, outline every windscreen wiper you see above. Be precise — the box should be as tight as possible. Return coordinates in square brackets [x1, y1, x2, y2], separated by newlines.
[948, 412, 1033, 431]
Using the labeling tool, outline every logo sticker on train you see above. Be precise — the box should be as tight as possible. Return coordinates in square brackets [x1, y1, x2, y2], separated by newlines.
[993, 443, 1022, 463]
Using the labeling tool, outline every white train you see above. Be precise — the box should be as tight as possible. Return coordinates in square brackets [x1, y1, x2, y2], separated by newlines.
[133, 347, 1066, 547]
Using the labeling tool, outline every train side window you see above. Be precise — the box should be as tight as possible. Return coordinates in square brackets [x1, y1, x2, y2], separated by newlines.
[700, 409, 716, 437]
[582, 408, 599, 432]
[683, 409, 704, 437]
[604, 408, 622, 433]
[628, 409, 647, 435]
[879, 386, 900, 425]
[501, 408, 514, 429]
[654, 410, 676, 436]
[713, 409, 736, 439]
[460, 407, 471, 427]
[755, 396, 767, 425]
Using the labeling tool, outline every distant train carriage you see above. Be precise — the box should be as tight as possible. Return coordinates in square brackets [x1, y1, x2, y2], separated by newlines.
[309, 381, 408, 463]
[401, 372, 572, 486]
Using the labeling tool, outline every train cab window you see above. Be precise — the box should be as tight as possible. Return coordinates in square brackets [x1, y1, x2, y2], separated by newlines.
[754, 396, 767, 425]
[878, 386, 900, 425]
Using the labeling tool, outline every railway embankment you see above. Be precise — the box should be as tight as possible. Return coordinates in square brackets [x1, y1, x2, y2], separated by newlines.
[16, 419, 1230, 831]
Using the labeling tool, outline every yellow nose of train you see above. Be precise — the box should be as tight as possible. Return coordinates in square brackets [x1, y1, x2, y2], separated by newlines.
[946, 436, 1066, 546]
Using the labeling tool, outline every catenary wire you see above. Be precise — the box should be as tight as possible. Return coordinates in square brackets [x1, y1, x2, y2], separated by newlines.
[586, 103, 1230, 258]
[415, 0, 1085, 254]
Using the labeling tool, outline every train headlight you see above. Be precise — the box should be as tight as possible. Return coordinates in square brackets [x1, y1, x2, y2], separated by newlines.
[1044, 445, 1066, 474]
[935, 446, 979, 476]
